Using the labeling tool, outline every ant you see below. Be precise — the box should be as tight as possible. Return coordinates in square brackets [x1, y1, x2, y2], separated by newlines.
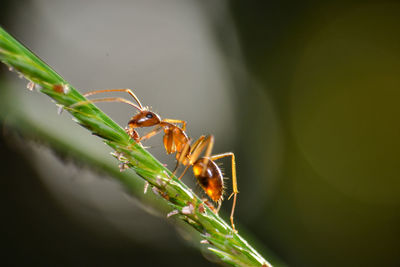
[72, 89, 239, 232]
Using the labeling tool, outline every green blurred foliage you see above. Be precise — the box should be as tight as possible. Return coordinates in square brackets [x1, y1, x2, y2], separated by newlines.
[230, 1, 400, 266]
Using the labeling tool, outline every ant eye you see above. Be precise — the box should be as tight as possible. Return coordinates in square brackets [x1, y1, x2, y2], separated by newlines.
[146, 113, 153, 119]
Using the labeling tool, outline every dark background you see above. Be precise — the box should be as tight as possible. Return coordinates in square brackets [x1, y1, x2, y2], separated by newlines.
[1, 1, 400, 266]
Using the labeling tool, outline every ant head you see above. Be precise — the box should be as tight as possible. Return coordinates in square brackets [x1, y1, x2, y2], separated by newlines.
[128, 110, 161, 128]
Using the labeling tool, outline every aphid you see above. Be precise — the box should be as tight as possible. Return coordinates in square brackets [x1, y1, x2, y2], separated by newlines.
[77, 89, 190, 172]
[176, 135, 239, 232]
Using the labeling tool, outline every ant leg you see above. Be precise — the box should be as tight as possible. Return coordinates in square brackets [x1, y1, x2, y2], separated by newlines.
[189, 135, 215, 176]
[125, 127, 140, 142]
[177, 165, 190, 180]
[172, 161, 180, 175]
[138, 125, 163, 142]
[189, 135, 213, 162]
[202, 198, 218, 213]
[189, 135, 206, 154]
[83, 89, 144, 109]
[210, 152, 238, 232]
[175, 135, 206, 169]
[216, 201, 222, 213]
[174, 135, 209, 180]
[163, 118, 187, 131]
[173, 141, 191, 177]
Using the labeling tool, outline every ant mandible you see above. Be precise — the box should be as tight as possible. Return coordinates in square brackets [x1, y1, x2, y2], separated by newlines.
[73, 89, 239, 232]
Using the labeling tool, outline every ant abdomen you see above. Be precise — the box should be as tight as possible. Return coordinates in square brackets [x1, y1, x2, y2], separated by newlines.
[193, 158, 224, 202]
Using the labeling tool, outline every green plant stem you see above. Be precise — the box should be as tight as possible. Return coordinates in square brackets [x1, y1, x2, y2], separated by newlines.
[0, 26, 274, 267]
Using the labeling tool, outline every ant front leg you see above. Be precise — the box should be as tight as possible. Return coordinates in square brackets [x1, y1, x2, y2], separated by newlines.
[138, 125, 163, 142]
[125, 126, 140, 142]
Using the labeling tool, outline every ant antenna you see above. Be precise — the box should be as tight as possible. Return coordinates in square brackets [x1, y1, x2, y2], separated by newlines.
[83, 89, 144, 109]
[70, 97, 142, 111]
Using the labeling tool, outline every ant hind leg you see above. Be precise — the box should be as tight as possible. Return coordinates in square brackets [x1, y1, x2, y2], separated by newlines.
[210, 152, 238, 232]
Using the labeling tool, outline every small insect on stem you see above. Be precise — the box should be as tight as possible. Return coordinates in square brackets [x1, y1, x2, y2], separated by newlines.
[69, 89, 239, 232]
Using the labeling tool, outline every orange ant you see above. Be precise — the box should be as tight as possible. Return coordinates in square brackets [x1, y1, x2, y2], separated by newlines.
[72, 89, 239, 232]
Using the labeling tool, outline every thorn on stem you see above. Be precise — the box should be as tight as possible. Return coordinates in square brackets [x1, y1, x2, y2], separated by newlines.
[182, 202, 195, 215]
[118, 162, 129, 172]
[115, 151, 124, 161]
[198, 203, 205, 213]
[156, 176, 166, 187]
[149, 185, 169, 200]
[26, 81, 35, 91]
[152, 187, 160, 196]
[56, 104, 64, 115]
[143, 181, 149, 194]
[167, 210, 179, 218]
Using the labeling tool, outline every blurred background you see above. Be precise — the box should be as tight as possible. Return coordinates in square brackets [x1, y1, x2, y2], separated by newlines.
[0, 0, 399, 266]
